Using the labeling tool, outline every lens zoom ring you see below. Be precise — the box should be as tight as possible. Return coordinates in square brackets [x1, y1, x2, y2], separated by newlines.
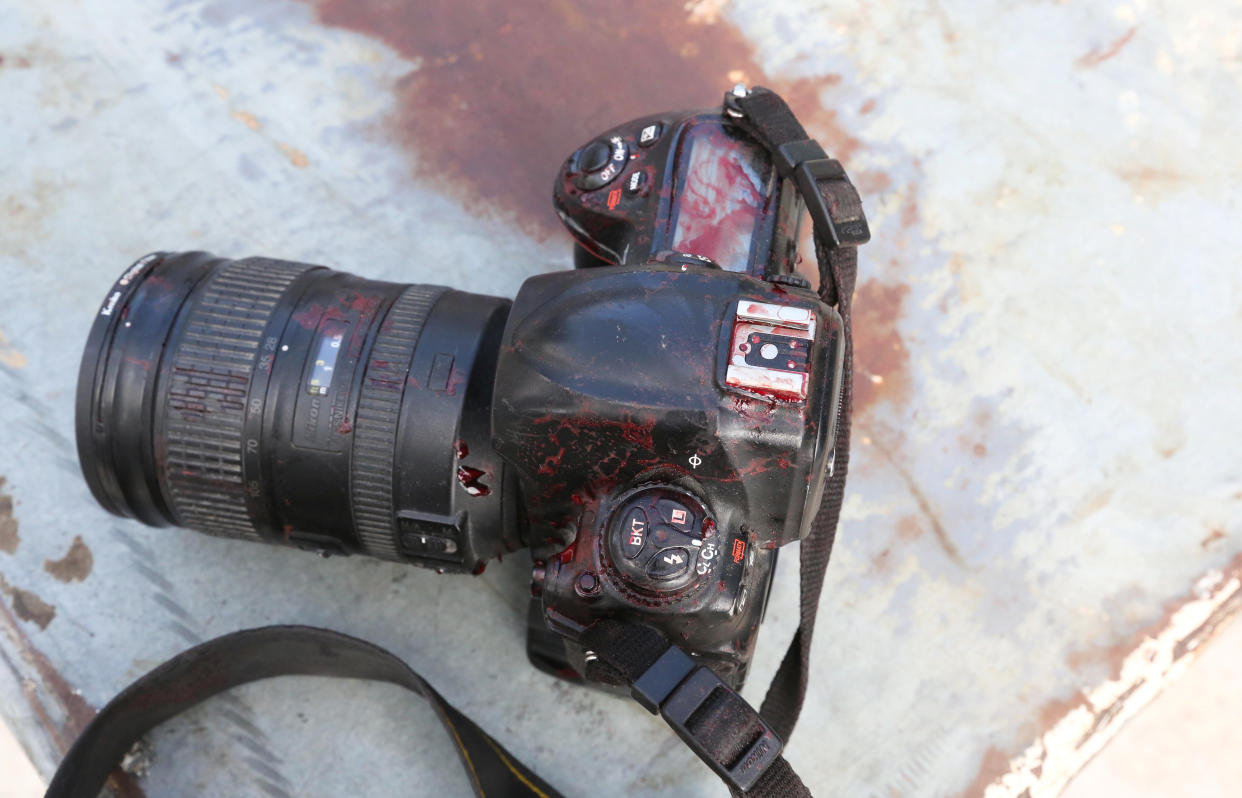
[351, 285, 445, 559]
[162, 259, 309, 539]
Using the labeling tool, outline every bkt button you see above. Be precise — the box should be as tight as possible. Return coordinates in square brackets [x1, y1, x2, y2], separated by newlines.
[646, 547, 691, 580]
[620, 508, 647, 559]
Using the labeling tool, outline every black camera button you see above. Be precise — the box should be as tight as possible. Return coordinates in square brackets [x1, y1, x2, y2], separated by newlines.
[578, 136, 629, 190]
[620, 507, 648, 559]
[625, 170, 647, 195]
[655, 498, 698, 534]
[638, 122, 662, 147]
[576, 140, 612, 173]
[646, 547, 692, 580]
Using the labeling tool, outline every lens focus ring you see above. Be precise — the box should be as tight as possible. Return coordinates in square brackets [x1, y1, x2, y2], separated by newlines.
[160, 259, 311, 540]
[351, 285, 447, 560]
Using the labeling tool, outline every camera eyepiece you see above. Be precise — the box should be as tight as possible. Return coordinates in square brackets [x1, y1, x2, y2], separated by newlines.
[75, 252, 520, 572]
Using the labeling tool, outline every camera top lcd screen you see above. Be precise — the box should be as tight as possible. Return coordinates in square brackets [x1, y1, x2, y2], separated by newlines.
[669, 125, 772, 273]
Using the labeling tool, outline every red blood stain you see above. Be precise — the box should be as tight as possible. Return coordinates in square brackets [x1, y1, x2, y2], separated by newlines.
[456, 465, 491, 496]
[669, 125, 768, 268]
[731, 395, 775, 425]
[851, 279, 910, 414]
[537, 447, 566, 476]
[445, 365, 468, 396]
[303, 0, 862, 237]
[291, 304, 324, 329]
[454, 439, 469, 459]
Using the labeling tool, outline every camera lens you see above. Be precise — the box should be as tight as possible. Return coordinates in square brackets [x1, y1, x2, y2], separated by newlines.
[75, 252, 520, 572]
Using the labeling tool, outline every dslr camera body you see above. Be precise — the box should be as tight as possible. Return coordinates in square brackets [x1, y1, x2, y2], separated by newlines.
[77, 87, 863, 693]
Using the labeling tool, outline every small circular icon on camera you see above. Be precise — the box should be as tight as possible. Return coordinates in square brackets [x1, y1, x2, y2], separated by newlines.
[574, 571, 602, 598]
[688, 453, 702, 468]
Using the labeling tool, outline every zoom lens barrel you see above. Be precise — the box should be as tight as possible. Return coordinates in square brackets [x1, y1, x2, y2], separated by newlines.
[76, 252, 519, 573]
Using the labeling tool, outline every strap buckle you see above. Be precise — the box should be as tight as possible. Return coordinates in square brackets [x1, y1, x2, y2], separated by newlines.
[631, 647, 783, 792]
[774, 140, 870, 250]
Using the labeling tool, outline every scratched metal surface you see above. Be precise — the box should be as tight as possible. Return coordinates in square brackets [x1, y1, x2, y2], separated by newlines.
[1, 1, 1240, 796]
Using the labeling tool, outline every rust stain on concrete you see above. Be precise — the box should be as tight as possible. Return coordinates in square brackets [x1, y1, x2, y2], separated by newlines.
[1115, 165, 1189, 195]
[896, 514, 924, 542]
[0, 602, 92, 746]
[854, 169, 891, 195]
[0, 477, 18, 554]
[1200, 528, 1226, 550]
[232, 110, 262, 131]
[1075, 26, 1137, 69]
[852, 280, 911, 415]
[0, 328, 29, 369]
[11, 587, 55, 629]
[0, 595, 152, 798]
[303, 0, 867, 238]
[0, 54, 34, 69]
[0, 574, 56, 629]
[44, 535, 94, 583]
[899, 189, 920, 231]
[1036, 692, 1089, 732]
[277, 142, 309, 168]
[868, 433, 964, 567]
[964, 551, 1242, 797]
[961, 747, 1010, 798]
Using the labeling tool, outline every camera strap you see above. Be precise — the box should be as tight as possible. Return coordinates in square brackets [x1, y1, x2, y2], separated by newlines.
[44, 625, 565, 798]
[725, 85, 868, 743]
[45, 88, 866, 797]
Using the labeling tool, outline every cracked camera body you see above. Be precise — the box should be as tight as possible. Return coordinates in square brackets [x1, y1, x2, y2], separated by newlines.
[75, 96, 845, 691]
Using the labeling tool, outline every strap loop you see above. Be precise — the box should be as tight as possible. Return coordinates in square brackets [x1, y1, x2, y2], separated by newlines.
[724, 85, 870, 306]
[584, 620, 785, 794]
[723, 84, 864, 742]
[793, 158, 871, 249]
[659, 667, 783, 792]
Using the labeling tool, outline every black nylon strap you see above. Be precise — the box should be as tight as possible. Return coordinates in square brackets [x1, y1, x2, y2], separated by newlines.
[729, 86, 863, 741]
[44, 626, 564, 798]
[581, 621, 811, 798]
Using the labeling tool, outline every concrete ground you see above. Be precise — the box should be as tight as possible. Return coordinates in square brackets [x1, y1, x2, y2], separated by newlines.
[2, 612, 1238, 797]
[1060, 613, 1242, 798]
[0, 719, 40, 798]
